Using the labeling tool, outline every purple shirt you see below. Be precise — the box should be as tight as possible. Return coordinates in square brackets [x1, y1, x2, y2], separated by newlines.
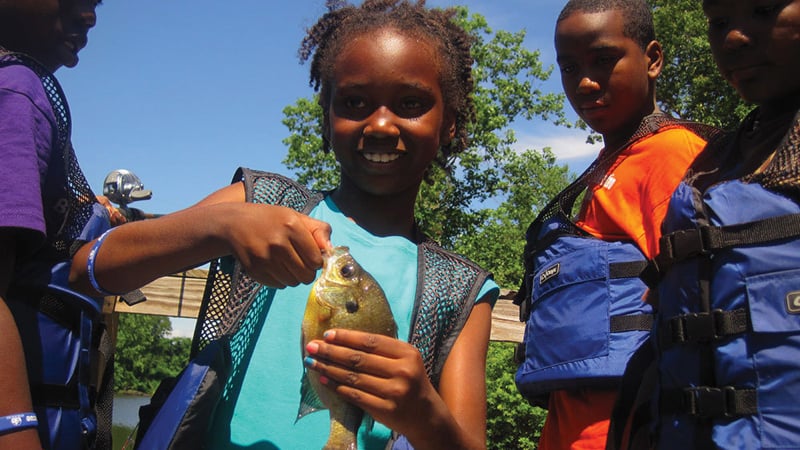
[0, 63, 59, 252]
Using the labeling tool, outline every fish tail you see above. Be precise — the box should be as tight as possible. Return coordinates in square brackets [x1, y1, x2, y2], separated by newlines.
[323, 419, 357, 450]
[324, 407, 361, 450]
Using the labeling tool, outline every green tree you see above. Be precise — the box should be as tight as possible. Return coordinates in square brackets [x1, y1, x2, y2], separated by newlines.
[114, 314, 191, 394]
[486, 342, 546, 450]
[652, 0, 752, 129]
[454, 148, 574, 288]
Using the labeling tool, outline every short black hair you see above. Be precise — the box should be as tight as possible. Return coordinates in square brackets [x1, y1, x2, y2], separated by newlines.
[557, 0, 656, 49]
[299, 0, 475, 167]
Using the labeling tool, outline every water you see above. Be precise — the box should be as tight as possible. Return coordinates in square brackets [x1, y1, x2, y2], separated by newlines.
[113, 394, 150, 427]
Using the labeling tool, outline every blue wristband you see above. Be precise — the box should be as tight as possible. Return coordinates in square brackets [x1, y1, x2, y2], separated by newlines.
[87, 228, 122, 297]
[0, 412, 38, 436]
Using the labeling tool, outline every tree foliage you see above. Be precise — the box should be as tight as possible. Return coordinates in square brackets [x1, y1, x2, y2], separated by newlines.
[114, 314, 191, 394]
[454, 148, 572, 288]
[652, 0, 752, 129]
[486, 342, 546, 450]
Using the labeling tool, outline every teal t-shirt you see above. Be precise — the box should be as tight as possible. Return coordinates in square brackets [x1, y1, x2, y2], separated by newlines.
[209, 195, 499, 449]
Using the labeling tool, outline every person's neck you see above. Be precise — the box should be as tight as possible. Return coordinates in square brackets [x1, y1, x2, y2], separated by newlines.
[758, 94, 800, 123]
[603, 105, 662, 153]
[330, 181, 420, 242]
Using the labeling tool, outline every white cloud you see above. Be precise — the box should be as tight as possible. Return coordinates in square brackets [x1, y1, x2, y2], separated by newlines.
[168, 317, 197, 339]
[514, 127, 603, 161]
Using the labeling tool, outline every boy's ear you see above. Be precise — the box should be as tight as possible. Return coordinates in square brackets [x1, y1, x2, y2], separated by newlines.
[645, 40, 664, 80]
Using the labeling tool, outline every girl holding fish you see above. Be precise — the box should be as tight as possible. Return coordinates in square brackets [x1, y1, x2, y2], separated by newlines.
[199, 1, 500, 449]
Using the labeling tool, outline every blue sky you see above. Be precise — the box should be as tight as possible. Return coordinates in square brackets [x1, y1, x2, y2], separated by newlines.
[57, 1, 601, 336]
[60, 0, 599, 215]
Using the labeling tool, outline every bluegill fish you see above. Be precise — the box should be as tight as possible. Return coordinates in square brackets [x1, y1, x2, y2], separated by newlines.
[299, 246, 397, 450]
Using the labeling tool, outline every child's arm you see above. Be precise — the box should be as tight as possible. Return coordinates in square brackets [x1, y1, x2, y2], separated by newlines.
[69, 182, 332, 295]
[0, 234, 44, 449]
[432, 299, 492, 448]
[306, 297, 493, 450]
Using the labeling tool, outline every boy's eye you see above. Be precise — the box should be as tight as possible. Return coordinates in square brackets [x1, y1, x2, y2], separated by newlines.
[596, 54, 618, 67]
[706, 16, 729, 29]
[558, 63, 576, 75]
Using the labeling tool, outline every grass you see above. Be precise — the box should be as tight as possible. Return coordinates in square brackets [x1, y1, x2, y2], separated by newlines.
[112, 424, 137, 450]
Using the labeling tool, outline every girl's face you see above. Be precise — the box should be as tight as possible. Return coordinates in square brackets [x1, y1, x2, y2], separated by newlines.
[704, 0, 800, 109]
[326, 28, 455, 197]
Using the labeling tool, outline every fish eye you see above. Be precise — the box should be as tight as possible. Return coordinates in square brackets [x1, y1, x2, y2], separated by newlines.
[345, 299, 359, 313]
[340, 263, 355, 278]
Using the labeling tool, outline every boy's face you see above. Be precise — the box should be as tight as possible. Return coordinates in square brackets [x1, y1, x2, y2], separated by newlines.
[555, 9, 661, 147]
[1, 0, 99, 72]
[703, 0, 800, 107]
[325, 29, 454, 197]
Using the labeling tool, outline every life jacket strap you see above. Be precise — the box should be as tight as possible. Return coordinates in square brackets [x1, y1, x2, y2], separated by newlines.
[611, 314, 653, 333]
[654, 213, 800, 275]
[660, 386, 758, 419]
[30, 383, 81, 410]
[659, 308, 749, 347]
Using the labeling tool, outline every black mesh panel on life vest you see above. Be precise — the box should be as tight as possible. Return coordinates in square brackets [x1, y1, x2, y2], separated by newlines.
[410, 242, 488, 387]
[744, 110, 800, 199]
[190, 170, 324, 406]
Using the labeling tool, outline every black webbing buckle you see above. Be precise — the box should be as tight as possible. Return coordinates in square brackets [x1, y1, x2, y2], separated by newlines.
[677, 386, 758, 419]
[660, 308, 749, 346]
[666, 227, 713, 260]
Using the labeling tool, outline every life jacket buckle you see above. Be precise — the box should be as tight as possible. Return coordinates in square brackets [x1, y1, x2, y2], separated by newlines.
[668, 227, 712, 261]
[662, 309, 749, 347]
[664, 312, 715, 345]
[685, 386, 738, 418]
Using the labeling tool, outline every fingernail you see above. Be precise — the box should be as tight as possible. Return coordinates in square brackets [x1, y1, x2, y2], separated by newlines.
[304, 356, 315, 367]
[306, 342, 319, 354]
[319, 375, 329, 385]
[323, 330, 335, 340]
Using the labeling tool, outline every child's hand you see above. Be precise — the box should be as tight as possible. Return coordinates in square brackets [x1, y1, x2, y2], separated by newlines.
[96, 195, 127, 226]
[220, 203, 332, 288]
[304, 329, 444, 437]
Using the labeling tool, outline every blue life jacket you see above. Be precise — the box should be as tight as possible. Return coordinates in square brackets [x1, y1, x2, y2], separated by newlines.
[650, 178, 800, 449]
[515, 115, 719, 407]
[515, 219, 652, 404]
[604, 109, 800, 450]
[1, 51, 113, 449]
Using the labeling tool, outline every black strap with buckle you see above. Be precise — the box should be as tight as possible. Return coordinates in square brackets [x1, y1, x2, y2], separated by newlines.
[661, 386, 758, 418]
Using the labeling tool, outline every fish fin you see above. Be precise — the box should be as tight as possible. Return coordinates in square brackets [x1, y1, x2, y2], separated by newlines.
[296, 370, 327, 422]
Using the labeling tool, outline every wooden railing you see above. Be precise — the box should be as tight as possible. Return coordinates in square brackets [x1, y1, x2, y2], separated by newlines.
[106, 270, 524, 343]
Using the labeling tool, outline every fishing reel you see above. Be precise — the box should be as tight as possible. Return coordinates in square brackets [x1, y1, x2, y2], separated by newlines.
[102, 169, 155, 222]
[100, 169, 158, 306]
[103, 169, 151, 207]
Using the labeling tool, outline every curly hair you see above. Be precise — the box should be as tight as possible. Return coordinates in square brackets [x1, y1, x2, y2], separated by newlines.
[299, 0, 475, 169]
[557, 0, 656, 50]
